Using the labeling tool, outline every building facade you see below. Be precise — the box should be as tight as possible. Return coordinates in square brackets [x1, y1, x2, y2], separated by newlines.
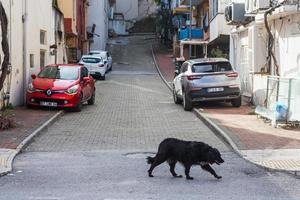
[88, 0, 110, 51]
[227, 0, 300, 106]
[0, 0, 67, 107]
[58, 0, 89, 63]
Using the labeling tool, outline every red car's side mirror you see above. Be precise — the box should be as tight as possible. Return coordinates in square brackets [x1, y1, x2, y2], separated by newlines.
[83, 77, 90, 82]
[31, 74, 37, 79]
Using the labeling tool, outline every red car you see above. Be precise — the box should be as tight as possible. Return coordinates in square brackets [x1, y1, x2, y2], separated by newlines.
[26, 64, 95, 112]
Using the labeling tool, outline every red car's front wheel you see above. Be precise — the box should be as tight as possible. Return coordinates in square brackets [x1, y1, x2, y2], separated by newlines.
[73, 94, 83, 112]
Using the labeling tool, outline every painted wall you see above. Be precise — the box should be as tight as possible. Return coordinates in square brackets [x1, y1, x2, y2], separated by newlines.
[230, 23, 269, 105]
[273, 13, 300, 78]
[0, 0, 24, 106]
[115, 0, 138, 20]
[137, 0, 157, 20]
[88, 0, 109, 51]
[209, 14, 231, 42]
[25, 0, 55, 76]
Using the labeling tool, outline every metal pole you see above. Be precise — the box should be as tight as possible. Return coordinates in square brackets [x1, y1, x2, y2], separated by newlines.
[189, 0, 192, 59]
[266, 76, 269, 108]
[287, 79, 292, 122]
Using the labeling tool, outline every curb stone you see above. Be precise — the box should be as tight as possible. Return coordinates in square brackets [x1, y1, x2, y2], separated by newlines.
[151, 45, 173, 92]
[0, 110, 64, 177]
[151, 45, 300, 177]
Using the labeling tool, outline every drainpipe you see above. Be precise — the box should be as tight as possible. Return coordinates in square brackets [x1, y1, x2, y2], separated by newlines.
[22, 0, 28, 104]
[54, 12, 57, 64]
[189, 0, 192, 59]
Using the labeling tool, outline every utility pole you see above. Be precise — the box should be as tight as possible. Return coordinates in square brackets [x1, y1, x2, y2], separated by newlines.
[189, 0, 192, 59]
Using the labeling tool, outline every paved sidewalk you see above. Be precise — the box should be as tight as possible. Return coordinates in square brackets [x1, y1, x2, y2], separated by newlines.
[0, 107, 62, 176]
[152, 45, 300, 174]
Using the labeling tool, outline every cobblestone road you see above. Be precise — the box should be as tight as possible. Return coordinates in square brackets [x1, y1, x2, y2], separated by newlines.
[1, 35, 299, 200]
[27, 36, 228, 152]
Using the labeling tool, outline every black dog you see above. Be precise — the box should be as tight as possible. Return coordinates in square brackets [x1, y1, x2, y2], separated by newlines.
[147, 138, 224, 180]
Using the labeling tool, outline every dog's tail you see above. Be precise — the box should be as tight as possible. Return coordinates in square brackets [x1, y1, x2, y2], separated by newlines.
[147, 156, 155, 164]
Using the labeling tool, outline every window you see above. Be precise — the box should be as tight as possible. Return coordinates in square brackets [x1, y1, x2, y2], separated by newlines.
[30, 54, 34, 68]
[192, 62, 233, 73]
[212, 0, 218, 18]
[81, 57, 102, 63]
[38, 66, 79, 80]
[40, 50, 46, 69]
[81, 67, 89, 78]
[181, 63, 189, 73]
[40, 30, 46, 45]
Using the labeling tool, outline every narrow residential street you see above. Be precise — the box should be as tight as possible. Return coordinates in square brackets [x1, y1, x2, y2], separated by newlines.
[0, 36, 299, 200]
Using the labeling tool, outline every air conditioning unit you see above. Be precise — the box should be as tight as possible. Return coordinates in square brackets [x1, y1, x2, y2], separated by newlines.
[225, 3, 247, 25]
[245, 0, 270, 14]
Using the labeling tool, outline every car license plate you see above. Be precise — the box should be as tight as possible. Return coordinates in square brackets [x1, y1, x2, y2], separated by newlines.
[40, 101, 57, 107]
[207, 87, 224, 93]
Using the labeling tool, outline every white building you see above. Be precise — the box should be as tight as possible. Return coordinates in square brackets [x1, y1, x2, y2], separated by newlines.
[0, 1, 24, 107]
[114, 0, 157, 21]
[88, 0, 110, 51]
[227, 0, 300, 106]
[0, 0, 67, 107]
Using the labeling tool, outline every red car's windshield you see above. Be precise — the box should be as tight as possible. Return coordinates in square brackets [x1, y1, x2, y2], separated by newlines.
[38, 66, 79, 80]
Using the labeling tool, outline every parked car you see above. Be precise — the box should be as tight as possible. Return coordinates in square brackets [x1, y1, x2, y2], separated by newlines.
[173, 58, 241, 111]
[26, 64, 95, 112]
[88, 50, 113, 71]
[79, 55, 107, 80]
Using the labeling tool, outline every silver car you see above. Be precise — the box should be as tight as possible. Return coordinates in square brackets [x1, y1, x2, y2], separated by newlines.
[173, 58, 241, 111]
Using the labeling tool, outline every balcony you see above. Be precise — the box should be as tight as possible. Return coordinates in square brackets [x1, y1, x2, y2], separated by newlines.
[181, 0, 205, 6]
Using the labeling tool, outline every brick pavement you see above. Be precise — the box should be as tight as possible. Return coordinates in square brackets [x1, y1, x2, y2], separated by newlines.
[0, 107, 58, 149]
[152, 46, 175, 83]
[153, 46, 300, 172]
[0, 107, 60, 175]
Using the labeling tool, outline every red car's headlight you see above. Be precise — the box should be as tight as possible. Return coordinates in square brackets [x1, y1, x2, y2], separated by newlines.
[65, 85, 79, 95]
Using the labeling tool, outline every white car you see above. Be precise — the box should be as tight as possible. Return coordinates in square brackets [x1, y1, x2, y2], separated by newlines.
[79, 55, 107, 80]
[88, 50, 113, 71]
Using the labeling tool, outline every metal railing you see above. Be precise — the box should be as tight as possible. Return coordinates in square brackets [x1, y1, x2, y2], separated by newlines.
[265, 75, 300, 124]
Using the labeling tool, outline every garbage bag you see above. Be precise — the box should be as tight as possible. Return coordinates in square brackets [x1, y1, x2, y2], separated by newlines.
[275, 102, 288, 121]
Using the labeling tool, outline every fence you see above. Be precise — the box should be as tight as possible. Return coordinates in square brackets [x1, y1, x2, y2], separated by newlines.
[259, 75, 300, 125]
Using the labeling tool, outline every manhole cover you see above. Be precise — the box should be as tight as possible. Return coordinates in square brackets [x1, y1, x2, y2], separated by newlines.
[124, 152, 155, 159]
[241, 168, 265, 177]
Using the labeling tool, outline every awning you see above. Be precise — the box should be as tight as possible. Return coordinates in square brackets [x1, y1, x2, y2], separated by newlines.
[180, 39, 208, 45]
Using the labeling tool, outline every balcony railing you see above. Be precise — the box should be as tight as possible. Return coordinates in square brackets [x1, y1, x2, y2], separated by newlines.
[178, 28, 204, 40]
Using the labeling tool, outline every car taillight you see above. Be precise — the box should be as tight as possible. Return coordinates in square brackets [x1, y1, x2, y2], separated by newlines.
[187, 75, 202, 80]
[98, 64, 104, 67]
[226, 72, 238, 77]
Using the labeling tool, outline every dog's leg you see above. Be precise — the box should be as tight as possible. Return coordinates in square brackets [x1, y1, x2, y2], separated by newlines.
[184, 164, 193, 180]
[201, 164, 222, 179]
[148, 154, 166, 177]
[168, 160, 182, 178]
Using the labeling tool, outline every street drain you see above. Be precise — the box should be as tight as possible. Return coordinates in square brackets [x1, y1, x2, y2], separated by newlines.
[124, 152, 155, 159]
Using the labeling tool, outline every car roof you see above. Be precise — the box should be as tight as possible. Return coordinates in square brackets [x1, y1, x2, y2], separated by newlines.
[89, 50, 107, 54]
[81, 55, 103, 59]
[187, 58, 229, 64]
[47, 64, 83, 68]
